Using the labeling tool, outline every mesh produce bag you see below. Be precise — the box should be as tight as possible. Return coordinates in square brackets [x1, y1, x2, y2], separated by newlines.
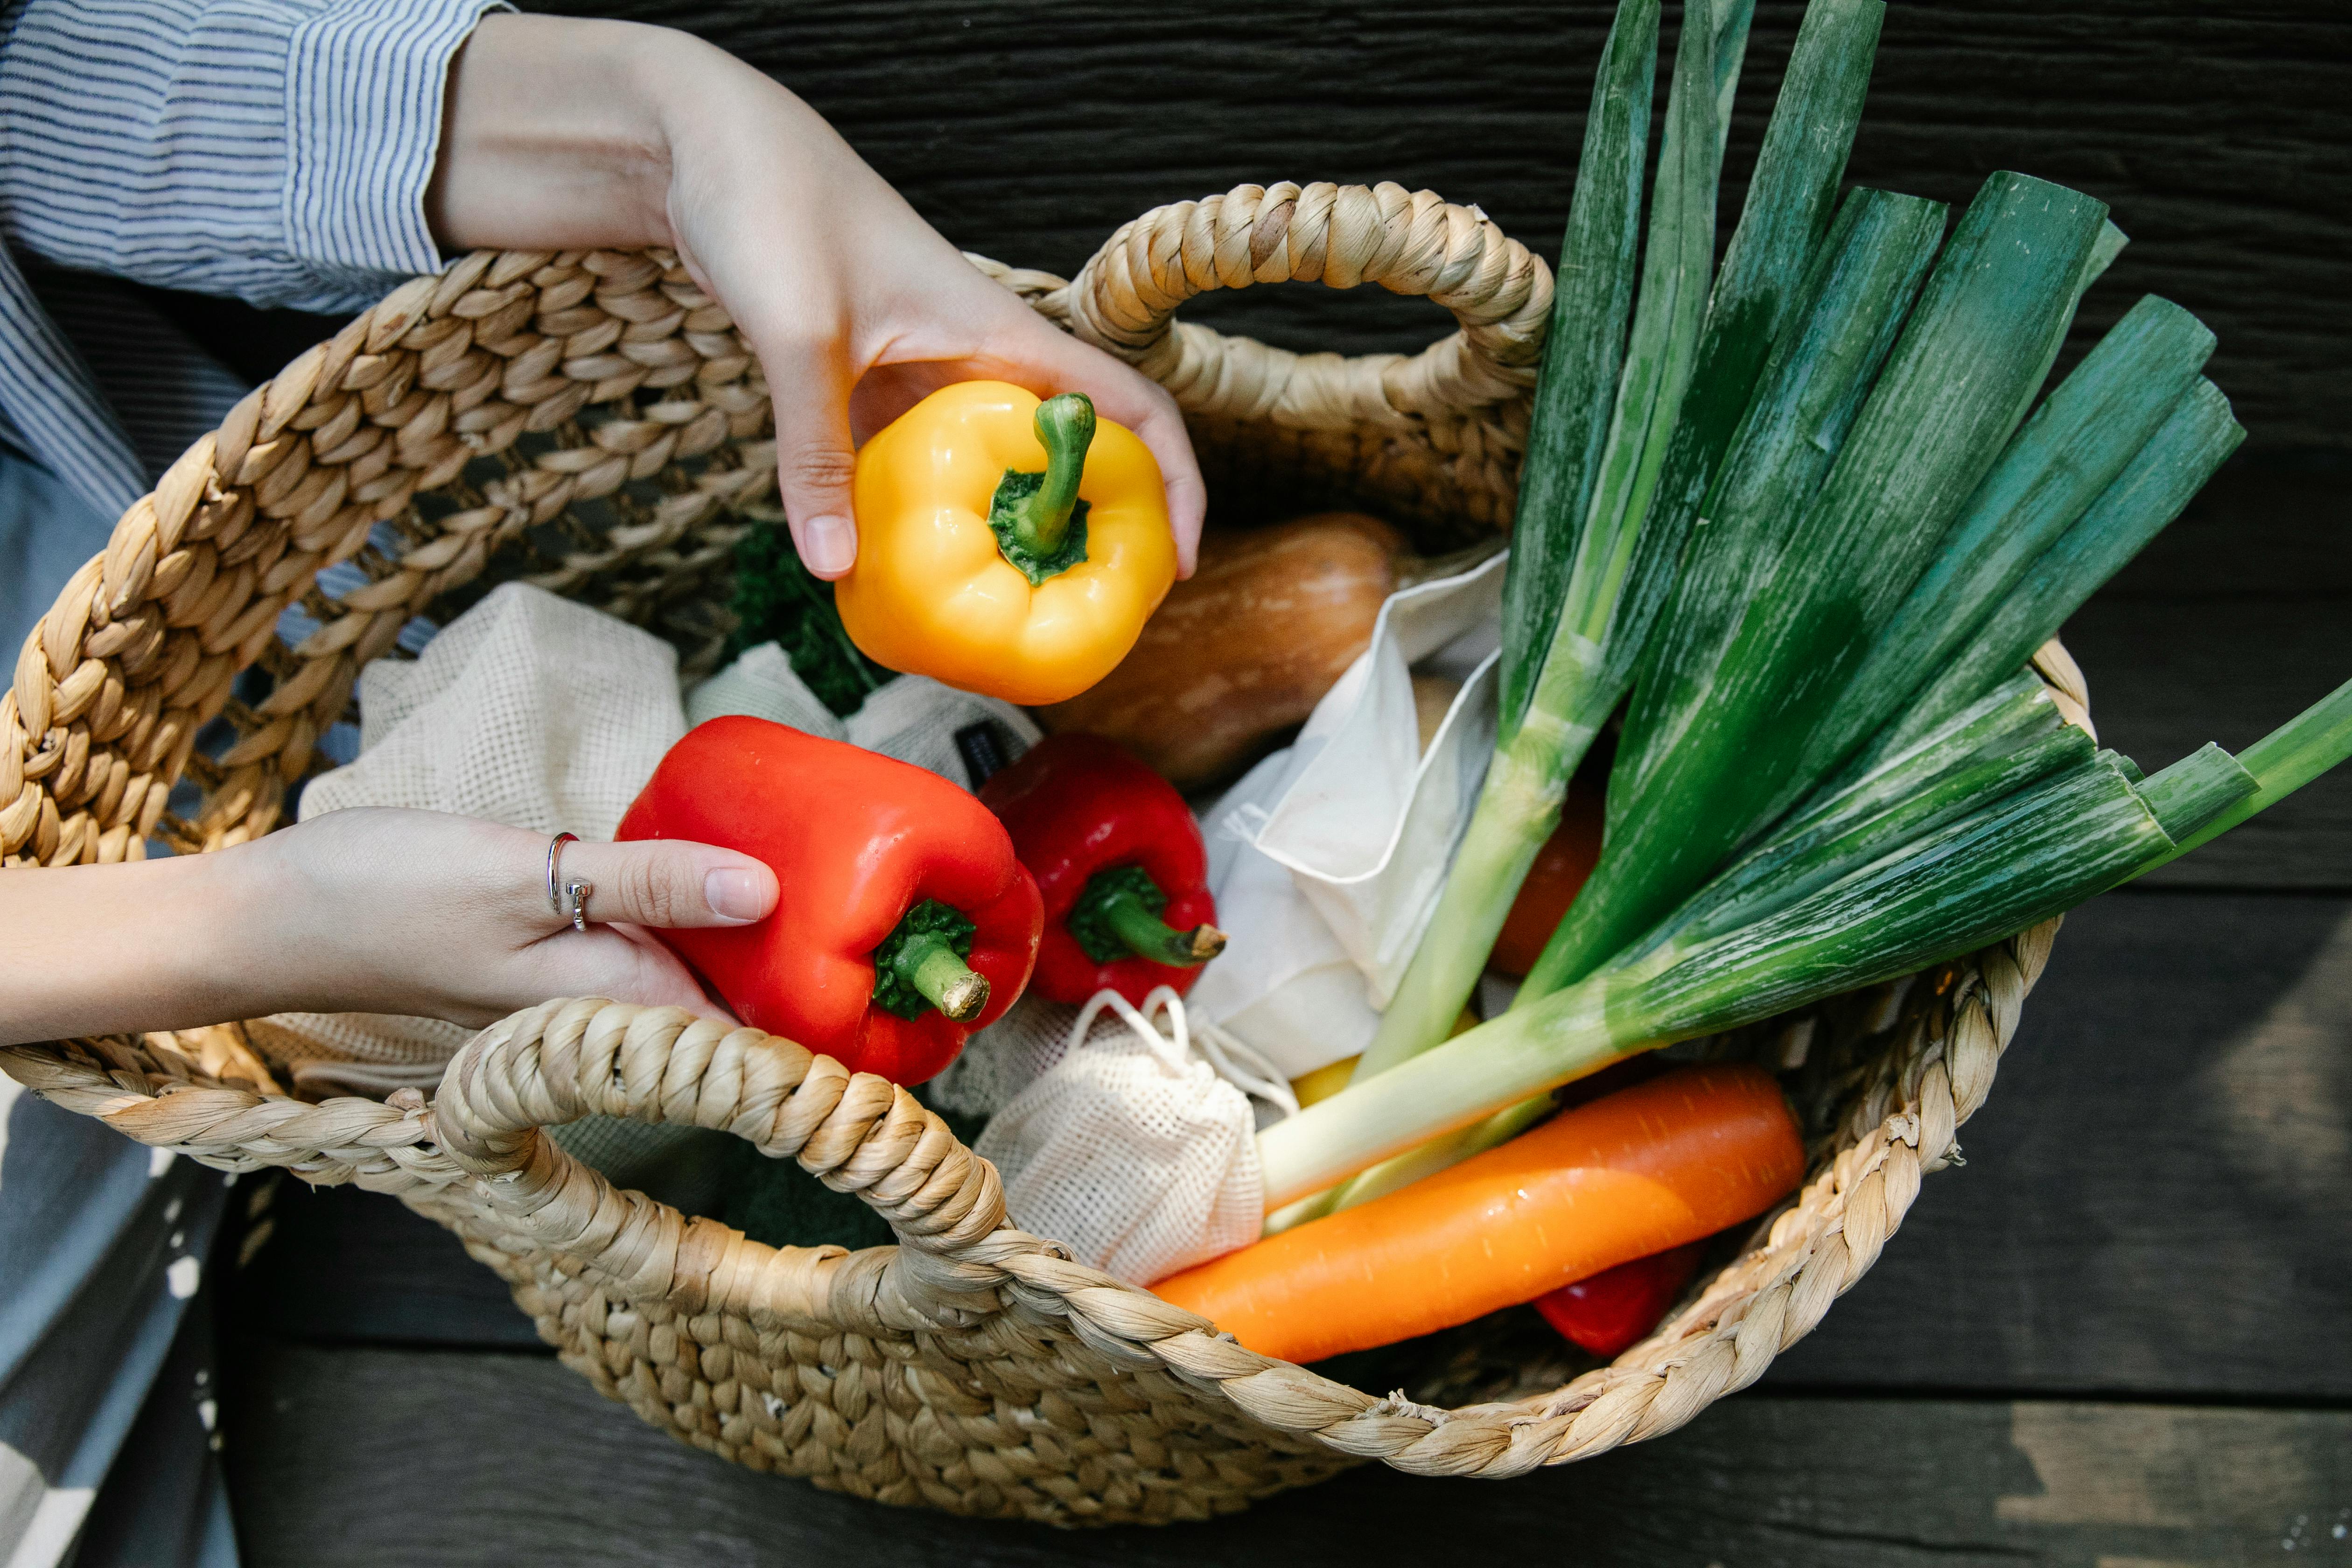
[263, 584, 1046, 1204]
[257, 582, 718, 1199]
[257, 582, 687, 1092]
[974, 988, 1272, 1285]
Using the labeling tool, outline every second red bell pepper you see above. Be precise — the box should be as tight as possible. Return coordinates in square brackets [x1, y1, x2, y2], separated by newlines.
[1532, 1239, 1708, 1358]
[616, 716, 1042, 1084]
[978, 733, 1225, 1006]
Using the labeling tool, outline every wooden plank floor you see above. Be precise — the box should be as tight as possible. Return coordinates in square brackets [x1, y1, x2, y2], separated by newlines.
[206, 1, 2352, 1559]
[223, 1342, 2352, 1568]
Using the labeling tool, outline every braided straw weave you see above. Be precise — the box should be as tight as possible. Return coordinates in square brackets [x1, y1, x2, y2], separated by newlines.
[1, 182, 2080, 1524]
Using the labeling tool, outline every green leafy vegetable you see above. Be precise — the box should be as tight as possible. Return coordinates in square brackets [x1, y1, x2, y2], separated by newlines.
[729, 518, 891, 717]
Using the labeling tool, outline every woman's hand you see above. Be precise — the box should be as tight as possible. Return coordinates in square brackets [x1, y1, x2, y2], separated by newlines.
[0, 809, 778, 1046]
[424, 14, 1205, 581]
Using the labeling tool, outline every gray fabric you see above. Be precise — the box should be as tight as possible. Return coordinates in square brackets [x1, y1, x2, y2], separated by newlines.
[0, 444, 113, 657]
[70, 1273, 239, 1568]
[0, 1081, 234, 1568]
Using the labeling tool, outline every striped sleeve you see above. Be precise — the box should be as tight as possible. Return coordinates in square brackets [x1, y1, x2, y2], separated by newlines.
[0, 0, 511, 315]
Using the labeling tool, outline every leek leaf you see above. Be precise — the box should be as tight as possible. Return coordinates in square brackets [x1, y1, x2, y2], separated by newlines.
[1883, 377, 2244, 752]
[2135, 742, 2260, 842]
[1629, 675, 2093, 959]
[1495, 0, 1658, 742]
[2140, 677, 2352, 869]
[1604, 187, 1945, 828]
[1803, 294, 2216, 780]
[1535, 172, 2115, 998]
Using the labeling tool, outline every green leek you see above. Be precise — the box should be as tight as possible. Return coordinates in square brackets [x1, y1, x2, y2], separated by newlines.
[1493, 0, 1658, 742]
[1880, 377, 2246, 754]
[1353, 5, 1885, 1085]
[1530, 171, 2117, 1000]
[1262, 668, 2352, 1213]
[1260, 744, 2240, 1209]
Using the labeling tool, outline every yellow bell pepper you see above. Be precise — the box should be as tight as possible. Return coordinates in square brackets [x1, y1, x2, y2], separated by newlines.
[838, 381, 1176, 706]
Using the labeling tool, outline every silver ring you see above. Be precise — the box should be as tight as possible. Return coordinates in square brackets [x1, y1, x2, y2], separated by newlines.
[545, 832, 592, 935]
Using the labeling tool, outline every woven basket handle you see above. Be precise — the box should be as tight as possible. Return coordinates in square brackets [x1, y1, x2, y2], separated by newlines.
[429, 997, 1027, 1333]
[1059, 180, 1552, 431]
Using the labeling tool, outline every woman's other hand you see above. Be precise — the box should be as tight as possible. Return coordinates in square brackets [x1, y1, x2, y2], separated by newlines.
[424, 14, 1206, 581]
[0, 809, 779, 1046]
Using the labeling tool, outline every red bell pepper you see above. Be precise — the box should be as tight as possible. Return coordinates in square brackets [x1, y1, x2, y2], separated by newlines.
[616, 716, 1042, 1084]
[978, 733, 1225, 1007]
[1532, 1239, 1708, 1358]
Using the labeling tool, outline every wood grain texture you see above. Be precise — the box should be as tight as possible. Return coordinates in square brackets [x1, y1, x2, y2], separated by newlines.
[517, 0, 2352, 451]
[1763, 888, 2352, 1397]
[221, 1339, 2352, 1567]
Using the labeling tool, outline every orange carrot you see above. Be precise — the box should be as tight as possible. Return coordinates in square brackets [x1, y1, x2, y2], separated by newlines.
[1151, 1064, 1803, 1364]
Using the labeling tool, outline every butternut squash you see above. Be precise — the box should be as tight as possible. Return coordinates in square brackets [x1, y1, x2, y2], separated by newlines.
[1038, 513, 1492, 789]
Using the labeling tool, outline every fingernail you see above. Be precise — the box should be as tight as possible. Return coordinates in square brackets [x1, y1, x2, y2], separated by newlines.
[800, 515, 855, 576]
[705, 868, 769, 924]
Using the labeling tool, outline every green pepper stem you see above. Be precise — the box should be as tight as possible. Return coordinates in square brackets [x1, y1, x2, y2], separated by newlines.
[891, 936, 990, 1022]
[1100, 888, 1226, 967]
[1003, 394, 1096, 558]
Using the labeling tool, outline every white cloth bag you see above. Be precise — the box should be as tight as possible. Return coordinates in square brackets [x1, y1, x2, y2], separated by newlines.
[1184, 550, 1506, 1078]
[685, 640, 1040, 784]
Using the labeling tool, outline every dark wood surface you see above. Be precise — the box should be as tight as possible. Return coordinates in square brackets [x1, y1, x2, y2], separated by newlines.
[525, 0, 2352, 453]
[223, 1342, 2352, 1568]
[212, 2, 2352, 1561]
[216, 1335, 2352, 1568]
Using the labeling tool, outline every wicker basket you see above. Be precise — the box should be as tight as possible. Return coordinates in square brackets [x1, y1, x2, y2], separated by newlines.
[0, 181, 2080, 1525]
